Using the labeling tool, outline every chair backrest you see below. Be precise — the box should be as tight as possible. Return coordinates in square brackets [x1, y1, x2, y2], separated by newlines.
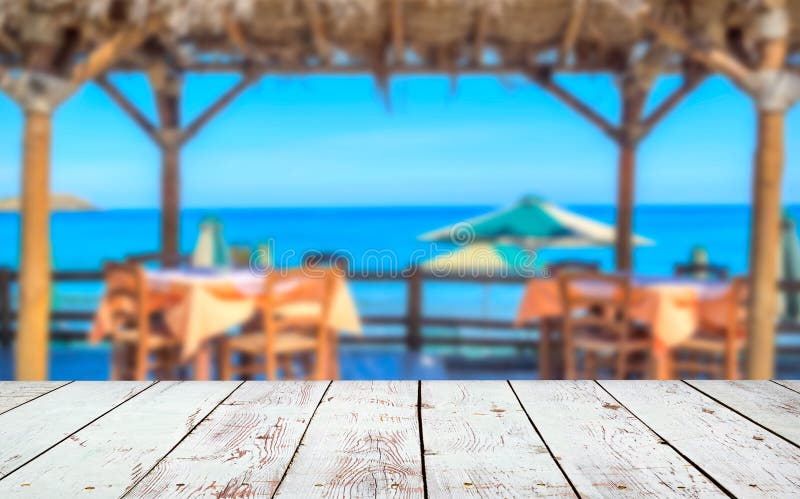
[229, 245, 252, 268]
[726, 276, 749, 338]
[261, 267, 337, 336]
[547, 260, 600, 276]
[558, 271, 632, 338]
[674, 263, 729, 281]
[103, 262, 146, 332]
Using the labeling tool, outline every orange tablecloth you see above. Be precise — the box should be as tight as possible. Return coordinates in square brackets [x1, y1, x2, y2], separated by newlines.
[90, 269, 363, 361]
[516, 276, 735, 378]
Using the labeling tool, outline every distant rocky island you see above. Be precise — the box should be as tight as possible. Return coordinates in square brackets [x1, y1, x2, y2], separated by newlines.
[0, 193, 95, 212]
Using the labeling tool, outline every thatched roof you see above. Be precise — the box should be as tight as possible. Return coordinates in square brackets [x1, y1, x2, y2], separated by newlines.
[0, 0, 798, 78]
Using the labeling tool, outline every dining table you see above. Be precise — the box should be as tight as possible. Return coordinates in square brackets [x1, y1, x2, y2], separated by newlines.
[90, 268, 363, 379]
[516, 275, 738, 379]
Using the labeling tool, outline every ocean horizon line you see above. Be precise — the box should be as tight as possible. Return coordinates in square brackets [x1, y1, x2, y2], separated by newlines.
[1, 202, 794, 213]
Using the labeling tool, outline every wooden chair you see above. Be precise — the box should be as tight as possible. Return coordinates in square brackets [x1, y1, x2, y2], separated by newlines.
[671, 277, 748, 379]
[219, 267, 337, 380]
[536, 261, 600, 379]
[229, 245, 252, 268]
[303, 251, 350, 276]
[103, 262, 181, 380]
[674, 263, 729, 281]
[545, 260, 600, 277]
[559, 271, 652, 379]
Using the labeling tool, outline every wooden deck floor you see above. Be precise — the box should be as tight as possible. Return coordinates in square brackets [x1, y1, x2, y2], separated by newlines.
[0, 381, 798, 497]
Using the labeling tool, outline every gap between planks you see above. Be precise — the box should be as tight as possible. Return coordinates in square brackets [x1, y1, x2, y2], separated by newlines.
[0, 381, 73, 415]
[684, 380, 800, 449]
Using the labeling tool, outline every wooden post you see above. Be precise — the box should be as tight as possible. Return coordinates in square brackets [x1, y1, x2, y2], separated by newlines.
[160, 138, 180, 264]
[100, 71, 257, 268]
[0, 267, 10, 348]
[406, 270, 423, 351]
[16, 109, 53, 380]
[154, 75, 182, 266]
[615, 80, 646, 272]
[747, 15, 789, 379]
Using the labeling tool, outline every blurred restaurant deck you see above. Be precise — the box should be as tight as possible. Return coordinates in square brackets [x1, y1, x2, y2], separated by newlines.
[1, 1, 800, 379]
[2, 253, 800, 380]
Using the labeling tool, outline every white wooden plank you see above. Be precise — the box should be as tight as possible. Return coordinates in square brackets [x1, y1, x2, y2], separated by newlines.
[512, 380, 724, 498]
[275, 381, 424, 498]
[0, 381, 151, 477]
[0, 381, 69, 415]
[600, 380, 800, 498]
[686, 380, 800, 446]
[422, 381, 574, 498]
[774, 380, 800, 393]
[127, 381, 328, 498]
[0, 381, 240, 497]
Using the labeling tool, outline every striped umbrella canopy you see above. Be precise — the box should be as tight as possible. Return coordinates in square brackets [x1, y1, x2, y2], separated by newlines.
[192, 216, 231, 270]
[781, 212, 800, 319]
[419, 195, 654, 249]
[421, 243, 536, 277]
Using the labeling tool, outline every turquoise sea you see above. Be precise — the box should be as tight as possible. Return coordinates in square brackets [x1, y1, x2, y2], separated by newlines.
[0, 204, 794, 325]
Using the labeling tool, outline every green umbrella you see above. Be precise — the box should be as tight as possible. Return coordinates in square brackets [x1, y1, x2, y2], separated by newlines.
[781, 212, 800, 320]
[420, 195, 653, 248]
[191, 216, 230, 270]
[689, 245, 709, 266]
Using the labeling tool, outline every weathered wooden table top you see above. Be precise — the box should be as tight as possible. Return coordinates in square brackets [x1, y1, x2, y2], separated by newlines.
[0, 381, 798, 498]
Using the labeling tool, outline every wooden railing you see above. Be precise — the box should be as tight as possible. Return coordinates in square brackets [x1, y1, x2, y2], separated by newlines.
[1, 256, 800, 354]
[0, 254, 535, 349]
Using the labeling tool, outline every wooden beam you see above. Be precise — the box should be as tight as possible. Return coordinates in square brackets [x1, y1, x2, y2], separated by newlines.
[303, 0, 330, 62]
[70, 18, 158, 86]
[16, 110, 52, 380]
[95, 76, 158, 142]
[615, 80, 647, 271]
[391, 0, 405, 64]
[559, 0, 587, 66]
[225, 17, 255, 61]
[527, 70, 620, 142]
[152, 72, 182, 264]
[472, 7, 489, 67]
[640, 74, 704, 136]
[637, 14, 751, 88]
[0, 29, 20, 55]
[747, 12, 790, 379]
[179, 73, 258, 145]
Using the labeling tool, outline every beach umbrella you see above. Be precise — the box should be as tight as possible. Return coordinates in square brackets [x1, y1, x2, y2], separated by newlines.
[419, 195, 653, 249]
[689, 245, 709, 266]
[421, 242, 536, 277]
[781, 212, 800, 320]
[192, 216, 231, 270]
[421, 243, 538, 317]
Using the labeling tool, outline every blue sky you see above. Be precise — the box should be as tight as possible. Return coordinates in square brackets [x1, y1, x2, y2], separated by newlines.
[0, 73, 798, 208]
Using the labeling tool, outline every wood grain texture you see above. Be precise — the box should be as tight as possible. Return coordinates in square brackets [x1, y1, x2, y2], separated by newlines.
[774, 380, 800, 393]
[128, 381, 328, 498]
[0, 381, 69, 415]
[422, 381, 574, 498]
[0, 381, 240, 497]
[600, 380, 800, 498]
[275, 381, 424, 498]
[512, 380, 724, 498]
[0, 381, 150, 477]
[686, 380, 800, 446]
